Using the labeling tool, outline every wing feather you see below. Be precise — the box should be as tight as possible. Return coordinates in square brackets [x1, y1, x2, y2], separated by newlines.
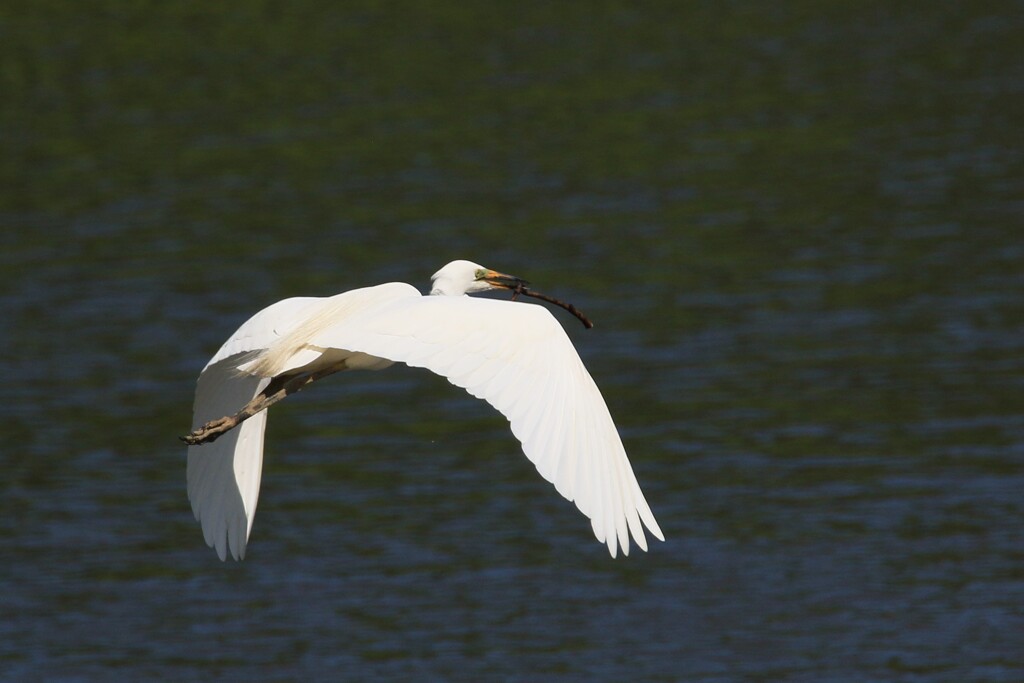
[186, 364, 270, 560]
[204, 297, 322, 371]
[536, 361, 569, 491]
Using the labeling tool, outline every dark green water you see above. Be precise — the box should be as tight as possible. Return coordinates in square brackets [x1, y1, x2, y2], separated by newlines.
[2, 3, 1022, 680]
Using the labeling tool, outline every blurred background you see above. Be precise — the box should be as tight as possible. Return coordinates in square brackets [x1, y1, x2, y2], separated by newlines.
[2, 2, 1022, 681]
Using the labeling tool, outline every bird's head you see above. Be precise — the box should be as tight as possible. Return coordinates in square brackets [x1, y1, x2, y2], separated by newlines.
[430, 260, 527, 296]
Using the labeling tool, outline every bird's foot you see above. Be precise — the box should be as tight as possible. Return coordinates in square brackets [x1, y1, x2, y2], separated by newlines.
[180, 415, 238, 446]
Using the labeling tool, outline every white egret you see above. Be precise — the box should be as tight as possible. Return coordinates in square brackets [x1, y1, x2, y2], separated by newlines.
[184, 260, 664, 560]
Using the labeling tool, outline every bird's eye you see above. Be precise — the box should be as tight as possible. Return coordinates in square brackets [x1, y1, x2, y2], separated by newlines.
[474, 269, 486, 280]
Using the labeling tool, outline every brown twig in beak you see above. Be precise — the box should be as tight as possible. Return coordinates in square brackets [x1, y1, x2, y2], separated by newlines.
[516, 284, 594, 329]
[481, 269, 594, 329]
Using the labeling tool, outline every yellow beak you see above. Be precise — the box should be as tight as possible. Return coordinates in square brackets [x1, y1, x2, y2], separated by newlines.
[479, 269, 529, 291]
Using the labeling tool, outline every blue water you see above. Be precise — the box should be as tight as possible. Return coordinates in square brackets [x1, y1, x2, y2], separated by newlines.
[2, 3, 1023, 681]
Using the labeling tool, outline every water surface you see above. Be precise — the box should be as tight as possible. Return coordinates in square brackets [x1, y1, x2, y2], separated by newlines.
[2, 3, 1022, 681]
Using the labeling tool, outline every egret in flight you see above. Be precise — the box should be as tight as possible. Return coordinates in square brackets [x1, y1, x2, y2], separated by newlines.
[184, 260, 664, 560]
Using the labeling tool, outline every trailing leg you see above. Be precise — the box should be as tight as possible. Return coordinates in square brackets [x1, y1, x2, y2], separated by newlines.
[181, 365, 344, 445]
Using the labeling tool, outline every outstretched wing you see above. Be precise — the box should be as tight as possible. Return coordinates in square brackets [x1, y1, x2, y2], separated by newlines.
[187, 286, 417, 560]
[187, 295, 326, 560]
[309, 294, 664, 557]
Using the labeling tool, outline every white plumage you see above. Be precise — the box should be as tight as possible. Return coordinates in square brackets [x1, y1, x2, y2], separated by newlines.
[186, 260, 664, 560]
